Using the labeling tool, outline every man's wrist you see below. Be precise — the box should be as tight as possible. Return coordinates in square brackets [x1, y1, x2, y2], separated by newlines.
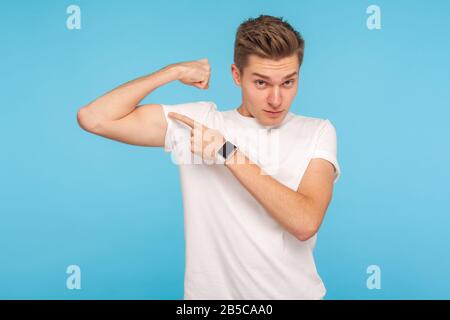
[164, 64, 183, 81]
[224, 148, 238, 167]
[217, 139, 237, 166]
[223, 142, 239, 166]
[146, 64, 182, 88]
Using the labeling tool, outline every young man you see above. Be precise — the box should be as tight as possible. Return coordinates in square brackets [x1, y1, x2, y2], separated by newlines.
[77, 15, 340, 300]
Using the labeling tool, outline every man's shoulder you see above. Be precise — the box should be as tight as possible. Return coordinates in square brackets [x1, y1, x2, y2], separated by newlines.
[185, 100, 219, 117]
[160, 100, 218, 123]
[161, 100, 217, 111]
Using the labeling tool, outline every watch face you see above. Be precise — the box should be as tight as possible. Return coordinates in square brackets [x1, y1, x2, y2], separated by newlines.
[221, 141, 237, 159]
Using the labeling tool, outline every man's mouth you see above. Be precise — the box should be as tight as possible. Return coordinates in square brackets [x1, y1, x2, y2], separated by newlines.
[263, 110, 283, 117]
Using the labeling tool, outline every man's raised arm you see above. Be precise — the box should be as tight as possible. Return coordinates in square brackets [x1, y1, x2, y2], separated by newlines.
[76, 59, 210, 147]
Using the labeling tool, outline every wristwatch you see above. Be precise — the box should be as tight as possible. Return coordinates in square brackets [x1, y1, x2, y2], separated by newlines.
[217, 140, 238, 163]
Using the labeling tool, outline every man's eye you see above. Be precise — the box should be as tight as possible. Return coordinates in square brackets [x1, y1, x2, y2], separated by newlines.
[284, 80, 295, 86]
[255, 80, 295, 88]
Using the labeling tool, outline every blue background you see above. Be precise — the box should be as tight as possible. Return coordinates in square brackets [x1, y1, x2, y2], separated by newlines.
[1, 0, 449, 299]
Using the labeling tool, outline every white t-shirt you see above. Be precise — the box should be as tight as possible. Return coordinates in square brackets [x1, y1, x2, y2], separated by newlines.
[160, 101, 340, 300]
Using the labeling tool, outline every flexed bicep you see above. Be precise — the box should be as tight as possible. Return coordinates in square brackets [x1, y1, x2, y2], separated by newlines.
[78, 103, 168, 147]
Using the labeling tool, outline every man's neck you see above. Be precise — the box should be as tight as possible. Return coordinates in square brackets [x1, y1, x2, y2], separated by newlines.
[237, 105, 254, 118]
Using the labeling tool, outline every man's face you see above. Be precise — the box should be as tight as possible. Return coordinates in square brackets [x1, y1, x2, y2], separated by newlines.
[231, 53, 300, 126]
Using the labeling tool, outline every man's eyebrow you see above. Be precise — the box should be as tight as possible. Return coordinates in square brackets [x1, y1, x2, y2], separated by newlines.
[251, 71, 298, 80]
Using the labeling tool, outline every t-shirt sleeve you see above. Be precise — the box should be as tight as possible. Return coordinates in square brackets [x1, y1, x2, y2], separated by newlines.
[160, 101, 214, 153]
[311, 119, 341, 183]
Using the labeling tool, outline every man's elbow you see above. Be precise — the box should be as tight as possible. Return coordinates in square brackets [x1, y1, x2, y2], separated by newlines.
[294, 217, 322, 242]
[295, 226, 318, 242]
[77, 107, 101, 133]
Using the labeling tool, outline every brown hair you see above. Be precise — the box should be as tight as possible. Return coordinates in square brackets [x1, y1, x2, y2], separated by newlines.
[234, 15, 305, 75]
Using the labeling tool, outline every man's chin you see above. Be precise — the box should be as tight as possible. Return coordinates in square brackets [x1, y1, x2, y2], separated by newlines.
[259, 113, 285, 126]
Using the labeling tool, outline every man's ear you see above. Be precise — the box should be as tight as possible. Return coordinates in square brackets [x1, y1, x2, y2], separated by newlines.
[231, 64, 241, 86]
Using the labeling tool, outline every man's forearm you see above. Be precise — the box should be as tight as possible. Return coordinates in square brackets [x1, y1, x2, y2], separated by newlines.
[81, 64, 181, 122]
[224, 150, 318, 241]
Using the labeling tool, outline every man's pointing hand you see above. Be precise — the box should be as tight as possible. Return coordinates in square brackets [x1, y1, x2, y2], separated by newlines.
[168, 112, 225, 163]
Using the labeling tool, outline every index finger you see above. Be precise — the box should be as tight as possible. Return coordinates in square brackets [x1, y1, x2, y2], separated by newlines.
[168, 112, 195, 128]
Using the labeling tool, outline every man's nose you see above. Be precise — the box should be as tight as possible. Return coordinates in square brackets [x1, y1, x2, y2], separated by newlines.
[268, 86, 282, 108]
